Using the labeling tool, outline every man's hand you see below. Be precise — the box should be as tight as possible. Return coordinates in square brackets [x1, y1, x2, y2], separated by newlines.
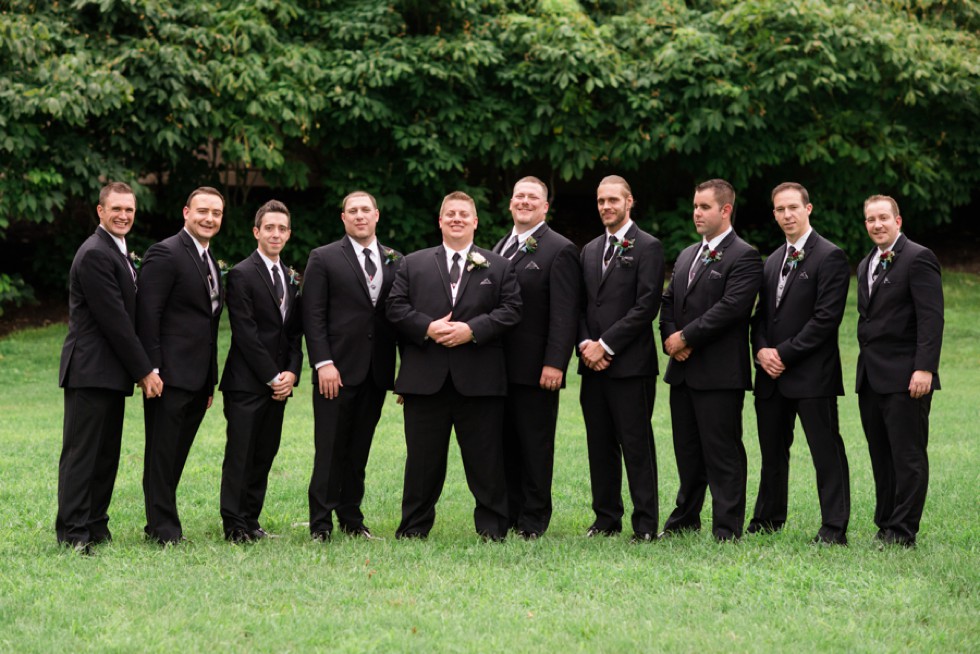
[272, 371, 297, 401]
[317, 363, 342, 400]
[539, 365, 564, 391]
[671, 345, 692, 362]
[756, 347, 786, 379]
[138, 371, 164, 399]
[664, 331, 687, 357]
[206, 395, 213, 410]
[426, 312, 454, 342]
[436, 321, 474, 348]
[909, 370, 933, 399]
[580, 340, 610, 371]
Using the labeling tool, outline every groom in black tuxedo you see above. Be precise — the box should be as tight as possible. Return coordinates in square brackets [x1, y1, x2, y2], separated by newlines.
[57, 182, 163, 550]
[138, 186, 225, 545]
[494, 176, 580, 539]
[218, 200, 303, 543]
[302, 191, 401, 542]
[857, 195, 943, 548]
[386, 191, 522, 541]
[660, 179, 763, 541]
[749, 182, 851, 545]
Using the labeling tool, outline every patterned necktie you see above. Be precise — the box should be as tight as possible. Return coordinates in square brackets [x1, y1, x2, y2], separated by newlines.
[688, 244, 709, 286]
[449, 252, 461, 285]
[363, 248, 377, 280]
[271, 264, 284, 305]
[781, 246, 797, 278]
[501, 235, 519, 259]
[603, 235, 616, 267]
[202, 252, 215, 292]
[871, 259, 884, 283]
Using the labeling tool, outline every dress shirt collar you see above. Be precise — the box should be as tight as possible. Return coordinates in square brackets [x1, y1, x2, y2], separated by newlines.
[444, 242, 473, 269]
[787, 228, 813, 252]
[877, 233, 901, 255]
[606, 219, 634, 243]
[98, 225, 128, 256]
[510, 220, 546, 244]
[256, 249, 281, 270]
[702, 226, 733, 252]
[348, 235, 379, 258]
[183, 227, 210, 257]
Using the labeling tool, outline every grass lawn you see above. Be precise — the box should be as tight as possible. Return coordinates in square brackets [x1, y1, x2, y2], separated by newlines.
[0, 273, 977, 653]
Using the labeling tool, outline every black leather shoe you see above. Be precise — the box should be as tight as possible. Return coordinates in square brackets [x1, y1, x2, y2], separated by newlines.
[341, 525, 377, 540]
[311, 530, 332, 543]
[585, 526, 620, 538]
[249, 527, 279, 540]
[226, 528, 253, 544]
[876, 531, 916, 549]
[630, 532, 655, 543]
[516, 529, 541, 541]
[395, 531, 427, 540]
[811, 533, 848, 546]
[747, 521, 781, 535]
[479, 532, 506, 543]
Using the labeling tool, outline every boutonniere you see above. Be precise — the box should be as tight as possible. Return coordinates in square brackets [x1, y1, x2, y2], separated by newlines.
[128, 251, 142, 270]
[383, 247, 400, 265]
[702, 249, 723, 264]
[520, 235, 538, 254]
[616, 237, 634, 256]
[466, 251, 489, 271]
[288, 266, 302, 286]
[880, 250, 895, 270]
[217, 260, 231, 277]
[786, 248, 805, 270]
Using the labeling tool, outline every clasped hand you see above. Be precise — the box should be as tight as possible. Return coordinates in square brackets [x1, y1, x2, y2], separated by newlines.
[427, 313, 473, 348]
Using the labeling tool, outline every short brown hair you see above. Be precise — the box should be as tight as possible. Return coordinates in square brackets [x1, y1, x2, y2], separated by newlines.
[771, 182, 810, 205]
[185, 186, 225, 209]
[254, 199, 291, 228]
[514, 176, 548, 200]
[863, 194, 900, 216]
[598, 175, 632, 197]
[99, 182, 135, 207]
[440, 190, 476, 216]
[342, 190, 378, 211]
[695, 178, 735, 209]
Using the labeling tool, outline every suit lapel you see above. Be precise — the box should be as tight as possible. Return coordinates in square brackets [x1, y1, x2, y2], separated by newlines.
[341, 238, 372, 302]
[870, 233, 906, 299]
[179, 230, 214, 305]
[857, 247, 873, 311]
[95, 227, 137, 287]
[600, 224, 634, 289]
[455, 248, 478, 303]
[434, 247, 453, 305]
[378, 244, 396, 301]
[251, 251, 285, 322]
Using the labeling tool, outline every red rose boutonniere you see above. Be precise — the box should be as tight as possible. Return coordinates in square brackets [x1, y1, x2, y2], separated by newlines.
[880, 250, 895, 270]
[702, 249, 723, 264]
[616, 238, 634, 256]
[786, 248, 805, 270]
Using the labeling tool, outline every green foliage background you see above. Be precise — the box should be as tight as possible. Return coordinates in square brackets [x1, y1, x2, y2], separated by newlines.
[1, 0, 978, 300]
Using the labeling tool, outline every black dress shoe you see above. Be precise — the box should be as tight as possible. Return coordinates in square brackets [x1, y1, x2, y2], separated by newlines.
[585, 526, 620, 538]
[249, 527, 279, 540]
[311, 530, 332, 543]
[395, 531, 427, 540]
[876, 531, 916, 549]
[811, 533, 848, 547]
[226, 528, 253, 544]
[630, 532, 655, 543]
[341, 525, 377, 540]
[747, 521, 781, 535]
[515, 529, 541, 541]
[479, 532, 506, 543]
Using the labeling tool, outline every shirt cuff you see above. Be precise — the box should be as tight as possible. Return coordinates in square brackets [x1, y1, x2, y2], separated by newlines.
[598, 339, 614, 356]
[314, 360, 333, 370]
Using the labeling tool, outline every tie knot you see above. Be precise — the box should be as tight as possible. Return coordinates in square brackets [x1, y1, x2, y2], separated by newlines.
[787, 245, 797, 255]
[363, 248, 372, 258]
[271, 264, 279, 273]
[453, 252, 461, 262]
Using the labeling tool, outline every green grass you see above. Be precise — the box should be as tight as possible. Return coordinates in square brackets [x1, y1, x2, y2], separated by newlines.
[1, 273, 978, 653]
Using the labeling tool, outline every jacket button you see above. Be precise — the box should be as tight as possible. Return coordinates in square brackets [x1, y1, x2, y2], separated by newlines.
[596, 301, 601, 307]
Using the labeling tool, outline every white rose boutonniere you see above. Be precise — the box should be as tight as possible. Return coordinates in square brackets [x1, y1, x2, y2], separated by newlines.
[466, 251, 489, 272]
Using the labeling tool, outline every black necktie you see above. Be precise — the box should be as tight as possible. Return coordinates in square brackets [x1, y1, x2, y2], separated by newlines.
[872, 259, 884, 283]
[781, 246, 797, 278]
[363, 248, 377, 279]
[501, 236, 519, 259]
[449, 252, 461, 285]
[603, 235, 616, 267]
[689, 244, 709, 285]
[271, 264, 284, 305]
[202, 252, 215, 292]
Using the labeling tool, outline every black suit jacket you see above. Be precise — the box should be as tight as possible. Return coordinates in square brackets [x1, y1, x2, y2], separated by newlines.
[493, 224, 581, 386]
[137, 230, 224, 393]
[59, 227, 152, 393]
[661, 231, 763, 390]
[751, 231, 849, 399]
[386, 245, 522, 396]
[302, 238, 400, 389]
[856, 234, 943, 394]
[219, 251, 303, 395]
[577, 223, 665, 379]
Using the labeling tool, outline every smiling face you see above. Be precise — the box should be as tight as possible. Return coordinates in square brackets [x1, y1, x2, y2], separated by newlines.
[341, 194, 379, 246]
[510, 181, 549, 233]
[864, 199, 902, 249]
[596, 183, 632, 233]
[253, 211, 291, 260]
[772, 188, 812, 242]
[439, 198, 478, 250]
[97, 191, 136, 238]
[692, 188, 731, 241]
[183, 192, 224, 246]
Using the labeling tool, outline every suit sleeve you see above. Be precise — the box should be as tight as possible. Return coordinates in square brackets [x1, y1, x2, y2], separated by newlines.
[577, 244, 591, 345]
[467, 259, 523, 345]
[601, 238, 665, 353]
[225, 266, 282, 384]
[301, 249, 333, 367]
[774, 248, 849, 366]
[385, 256, 435, 346]
[659, 269, 678, 349]
[137, 242, 177, 370]
[749, 278, 769, 356]
[544, 242, 582, 369]
[910, 249, 944, 373]
[682, 247, 763, 349]
[77, 247, 152, 381]
[285, 292, 304, 379]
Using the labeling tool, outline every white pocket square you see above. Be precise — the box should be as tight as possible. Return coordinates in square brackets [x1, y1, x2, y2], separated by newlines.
[480, 278, 493, 285]
[525, 261, 541, 270]
[798, 271, 809, 280]
[708, 269, 723, 280]
[883, 277, 892, 285]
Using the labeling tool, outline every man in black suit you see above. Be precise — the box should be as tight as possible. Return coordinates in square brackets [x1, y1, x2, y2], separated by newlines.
[302, 191, 401, 542]
[748, 182, 851, 545]
[857, 195, 943, 548]
[219, 200, 303, 543]
[386, 191, 522, 541]
[137, 186, 225, 545]
[493, 176, 580, 540]
[57, 182, 163, 551]
[578, 175, 665, 543]
[660, 179, 763, 541]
